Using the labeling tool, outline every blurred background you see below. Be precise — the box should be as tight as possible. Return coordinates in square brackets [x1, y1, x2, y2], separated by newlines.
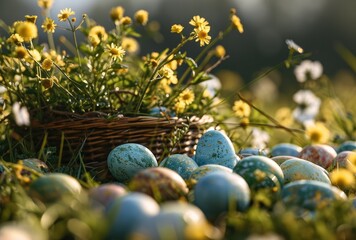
[1, 0, 356, 96]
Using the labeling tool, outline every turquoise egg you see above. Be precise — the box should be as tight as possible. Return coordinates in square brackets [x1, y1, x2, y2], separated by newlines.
[282, 180, 347, 211]
[159, 154, 198, 181]
[29, 173, 82, 204]
[280, 158, 330, 184]
[106, 192, 160, 239]
[238, 148, 268, 158]
[188, 164, 232, 187]
[233, 155, 284, 191]
[193, 171, 251, 223]
[128, 167, 189, 203]
[336, 141, 356, 153]
[131, 202, 219, 240]
[107, 143, 158, 183]
[298, 144, 337, 170]
[270, 143, 302, 157]
[22, 158, 49, 174]
[194, 130, 239, 169]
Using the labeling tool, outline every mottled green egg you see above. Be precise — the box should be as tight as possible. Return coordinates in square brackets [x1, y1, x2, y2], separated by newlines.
[131, 202, 220, 240]
[194, 130, 239, 169]
[159, 154, 198, 181]
[271, 155, 295, 165]
[282, 180, 347, 211]
[128, 167, 189, 203]
[107, 143, 158, 183]
[233, 155, 284, 191]
[29, 173, 82, 204]
[270, 143, 302, 157]
[188, 164, 232, 188]
[280, 158, 331, 184]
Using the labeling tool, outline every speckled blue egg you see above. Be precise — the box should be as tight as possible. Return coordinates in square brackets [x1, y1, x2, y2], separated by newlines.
[238, 148, 268, 158]
[107, 143, 158, 183]
[282, 180, 347, 211]
[188, 164, 232, 187]
[106, 192, 160, 239]
[159, 154, 198, 180]
[194, 130, 239, 169]
[193, 171, 250, 222]
[336, 141, 356, 153]
[270, 143, 302, 157]
[233, 155, 284, 191]
[280, 158, 330, 184]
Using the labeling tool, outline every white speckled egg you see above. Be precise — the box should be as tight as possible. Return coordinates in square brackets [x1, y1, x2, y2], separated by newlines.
[280, 158, 331, 184]
[194, 130, 239, 169]
[107, 143, 158, 183]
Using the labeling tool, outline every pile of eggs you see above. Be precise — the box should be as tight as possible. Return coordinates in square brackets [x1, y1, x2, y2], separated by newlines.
[22, 130, 356, 239]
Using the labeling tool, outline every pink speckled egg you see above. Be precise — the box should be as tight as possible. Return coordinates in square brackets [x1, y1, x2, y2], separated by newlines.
[332, 151, 356, 170]
[298, 144, 337, 170]
[88, 183, 127, 208]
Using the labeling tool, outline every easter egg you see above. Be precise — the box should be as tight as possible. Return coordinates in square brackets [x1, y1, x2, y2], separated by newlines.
[29, 173, 82, 204]
[282, 180, 347, 211]
[298, 144, 337, 170]
[238, 148, 268, 158]
[159, 154, 198, 180]
[194, 130, 239, 169]
[106, 192, 160, 239]
[193, 171, 250, 223]
[22, 158, 49, 174]
[336, 141, 356, 153]
[128, 167, 189, 203]
[107, 143, 158, 183]
[271, 155, 295, 165]
[131, 202, 220, 240]
[332, 151, 356, 169]
[88, 183, 127, 209]
[270, 143, 302, 157]
[233, 155, 284, 191]
[188, 164, 232, 188]
[280, 158, 330, 184]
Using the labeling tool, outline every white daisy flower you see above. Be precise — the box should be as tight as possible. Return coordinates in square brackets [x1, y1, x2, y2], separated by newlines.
[294, 60, 323, 83]
[12, 102, 30, 126]
[292, 89, 321, 124]
[251, 128, 270, 149]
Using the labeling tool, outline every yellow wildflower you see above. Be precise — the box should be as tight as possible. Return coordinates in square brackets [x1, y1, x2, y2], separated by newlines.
[120, 16, 132, 26]
[215, 45, 226, 58]
[88, 25, 108, 42]
[121, 37, 139, 54]
[15, 21, 38, 42]
[174, 101, 186, 114]
[305, 122, 330, 144]
[38, 0, 53, 9]
[194, 27, 211, 47]
[41, 17, 57, 33]
[58, 8, 75, 22]
[233, 100, 251, 118]
[27, 49, 41, 63]
[171, 24, 184, 34]
[89, 35, 100, 47]
[231, 14, 244, 33]
[158, 79, 172, 94]
[134, 10, 149, 26]
[13, 161, 31, 185]
[178, 89, 195, 105]
[7, 33, 24, 45]
[15, 46, 28, 59]
[189, 15, 209, 28]
[41, 76, 58, 89]
[106, 43, 125, 61]
[42, 58, 53, 71]
[25, 15, 38, 24]
[110, 6, 125, 21]
[330, 168, 355, 190]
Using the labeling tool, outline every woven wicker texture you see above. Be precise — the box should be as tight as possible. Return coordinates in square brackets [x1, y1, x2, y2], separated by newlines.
[31, 112, 211, 181]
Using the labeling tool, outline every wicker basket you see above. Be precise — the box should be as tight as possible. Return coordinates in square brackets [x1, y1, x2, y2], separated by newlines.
[30, 111, 212, 181]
